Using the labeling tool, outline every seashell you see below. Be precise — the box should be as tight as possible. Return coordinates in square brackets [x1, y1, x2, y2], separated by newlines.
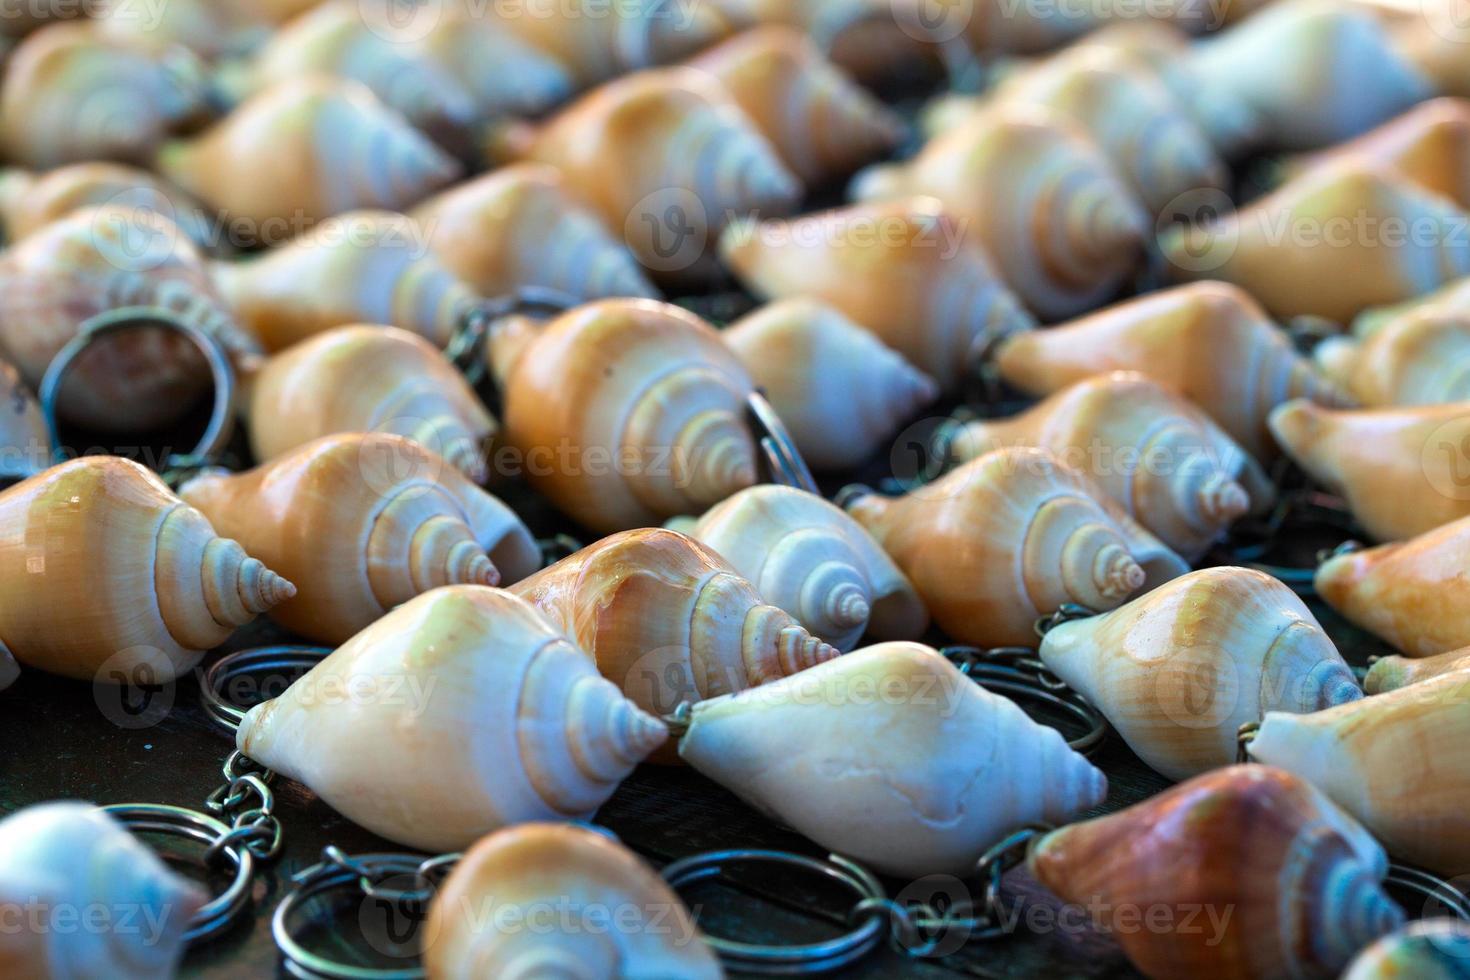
[0, 456, 295, 683]
[950, 372, 1273, 559]
[1355, 273, 1470, 337]
[709, 0, 938, 83]
[1313, 307, 1470, 407]
[1315, 515, 1470, 657]
[511, 528, 839, 730]
[722, 298, 939, 470]
[1189, 0, 1433, 151]
[690, 26, 905, 187]
[0, 357, 50, 480]
[851, 104, 1147, 320]
[1343, 919, 1470, 980]
[1028, 765, 1403, 980]
[1249, 669, 1470, 874]
[679, 485, 928, 650]
[0, 23, 211, 168]
[245, 325, 497, 484]
[847, 447, 1188, 648]
[491, 299, 761, 533]
[410, 164, 658, 303]
[0, 204, 256, 431]
[1040, 567, 1361, 781]
[994, 46, 1227, 213]
[95, 0, 272, 59]
[418, 8, 572, 119]
[1270, 399, 1470, 541]
[212, 210, 479, 352]
[157, 76, 462, 229]
[1295, 98, 1470, 210]
[1363, 645, 1470, 694]
[244, 1, 477, 140]
[179, 433, 539, 645]
[1387, 5, 1470, 100]
[500, 67, 800, 284]
[0, 802, 207, 979]
[1161, 164, 1470, 323]
[679, 641, 1108, 877]
[0, 162, 216, 252]
[720, 197, 1037, 391]
[424, 823, 723, 980]
[994, 281, 1353, 459]
[238, 585, 667, 851]
[0, 1, 88, 38]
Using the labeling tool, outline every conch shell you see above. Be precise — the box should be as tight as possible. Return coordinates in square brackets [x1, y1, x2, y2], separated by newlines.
[993, 281, 1353, 459]
[418, 8, 572, 119]
[1040, 567, 1361, 781]
[510, 528, 839, 725]
[1249, 669, 1470, 875]
[180, 434, 539, 645]
[245, 325, 497, 483]
[846, 447, 1188, 648]
[1163, 164, 1470, 323]
[720, 197, 1037, 391]
[0, 162, 216, 252]
[709, 0, 937, 83]
[0, 204, 257, 431]
[490, 299, 760, 533]
[424, 823, 723, 980]
[1315, 515, 1470, 657]
[1295, 98, 1470, 210]
[212, 210, 479, 352]
[1270, 400, 1470, 541]
[0, 802, 207, 979]
[0, 23, 210, 167]
[852, 104, 1147, 320]
[0, 456, 295, 683]
[690, 26, 904, 187]
[722, 298, 939, 470]
[238, 585, 667, 851]
[1364, 645, 1470, 693]
[157, 76, 461, 229]
[1354, 273, 1470, 336]
[1313, 307, 1470, 406]
[1028, 765, 1403, 980]
[0, 357, 50, 480]
[676, 485, 928, 651]
[1343, 920, 1470, 980]
[411, 164, 658, 303]
[679, 642, 1108, 877]
[499, 67, 799, 283]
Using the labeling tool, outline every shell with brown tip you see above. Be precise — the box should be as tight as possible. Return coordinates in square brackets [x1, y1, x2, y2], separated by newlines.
[1343, 919, 1470, 980]
[425, 822, 723, 980]
[179, 434, 539, 645]
[679, 642, 1108, 877]
[1295, 97, 1470, 210]
[0, 456, 295, 683]
[0, 162, 217, 252]
[1029, 765, 1403, 980]
[237, 586, 667, 851]
[846, 447, 1189, 648]
[722, 298, 939, 470]
[1363, 646, 1470, 694]
[1040, 567, 1361, 781]
[1314, 307, 1470, 407]
[0, 357, 50, 480]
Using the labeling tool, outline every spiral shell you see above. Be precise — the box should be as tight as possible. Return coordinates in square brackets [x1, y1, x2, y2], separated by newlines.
[157, 76, 462, 229]
[418, 8, 572, 119]
[691, 26, 905, 187]
[1041, 567, 1361, 780]
[1029, 765, 1403, 980]
[1364, 645, 1470, 693]
[1296, 97, 1470, 210]
[95, 0, 272, 59]
[1314, 307, 1470, 407]
[995, 281, 1353, 459]
[0, 357, 50, 480]
[424, 823, 723, 980]
[951, 372, 1274, 559]
[680, 642, 1108, 877]
[710, 0, 936, 82]
[0, 204, 257, 431]
[0, 23, 211, 167]
[1355, 273, 1470, 337]
[246, 325, 497, 483]
[0, 456, 295, 683]
[847, 447, 1188, 648]
[238, 585, 667, 851]
[0, 162, 217, 252]
[1343, 919, 1470, 980]
[853, 104, 1147, 320]
[411, 164, 658, 303]
[723, 298, 938, 471]
[213, 210, 479, 352]
[1315, 515, 1470, 657]
[0, 802, 207, 980]
[1250, 669, 1470, 875]
[720, 197, 1037, 391]
[492, 299, 760, 533]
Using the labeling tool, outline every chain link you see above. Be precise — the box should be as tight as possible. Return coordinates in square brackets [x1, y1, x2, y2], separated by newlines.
[204, 751, 283, 863]
[318, 846, 461, 908]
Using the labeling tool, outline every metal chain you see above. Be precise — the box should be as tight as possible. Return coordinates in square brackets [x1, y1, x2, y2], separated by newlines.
[203, 750, 284, 864]
[316, 846, 461, 908]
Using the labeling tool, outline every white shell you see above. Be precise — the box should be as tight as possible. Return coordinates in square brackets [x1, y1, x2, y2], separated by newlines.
[678, 642, 1108, 877]
[1313, 308, 1470, 407]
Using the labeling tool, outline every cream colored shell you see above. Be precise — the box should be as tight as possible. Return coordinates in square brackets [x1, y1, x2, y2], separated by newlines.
[1313, 307, 1470, 406]
[1364, 645, 1470, 694]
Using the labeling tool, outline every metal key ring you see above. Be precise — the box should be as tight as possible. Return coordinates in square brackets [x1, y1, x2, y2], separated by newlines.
[103, 803, 255, 943]
[964, 663, 1109, 757]
[446, 285, 580, 388]
[39, 306, 236, 474]
[200, 646, 331, 736]
[748, 391, 820, 495]
[1387, 864, 1470, 921]
[662, 849, 888, 974]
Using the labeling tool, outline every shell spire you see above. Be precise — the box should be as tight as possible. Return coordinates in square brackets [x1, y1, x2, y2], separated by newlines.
[419, 9, 573, 118]
[1364, 646, 1470, 694]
